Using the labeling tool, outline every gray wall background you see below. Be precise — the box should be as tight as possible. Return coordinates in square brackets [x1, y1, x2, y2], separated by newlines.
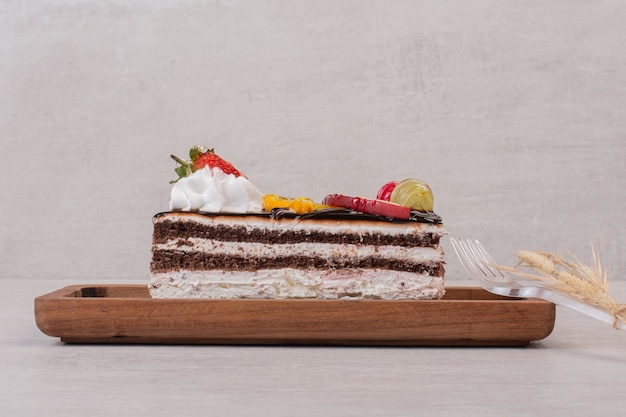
[2, 0, 625, 283]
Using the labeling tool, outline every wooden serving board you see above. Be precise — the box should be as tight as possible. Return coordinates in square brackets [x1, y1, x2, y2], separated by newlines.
[34, 285, 555, 346]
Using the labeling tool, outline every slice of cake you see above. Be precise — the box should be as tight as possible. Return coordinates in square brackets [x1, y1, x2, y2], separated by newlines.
[149, 147, 446, 300]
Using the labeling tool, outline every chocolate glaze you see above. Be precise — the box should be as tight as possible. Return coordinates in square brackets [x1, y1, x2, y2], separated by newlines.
[153, 207, 442, 225]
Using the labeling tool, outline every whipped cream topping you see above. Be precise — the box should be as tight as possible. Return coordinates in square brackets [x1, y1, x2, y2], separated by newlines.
[169, 167, 264, 213]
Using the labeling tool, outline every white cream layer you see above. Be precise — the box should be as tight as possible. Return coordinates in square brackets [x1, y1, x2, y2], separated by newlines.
[155, 238, 443, 264]
[149, 269, 445, 300]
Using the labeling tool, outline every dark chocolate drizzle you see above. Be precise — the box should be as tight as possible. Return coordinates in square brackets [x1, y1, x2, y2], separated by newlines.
[153, 207, 442, 225]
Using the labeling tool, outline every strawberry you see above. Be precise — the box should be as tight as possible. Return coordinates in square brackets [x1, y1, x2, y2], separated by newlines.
[170, 146, 243, 183]
[191, 147, 243, 176]
[322, 194, 411, 220]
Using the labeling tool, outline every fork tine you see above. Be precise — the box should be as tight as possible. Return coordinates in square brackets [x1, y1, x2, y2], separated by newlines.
[451, 237, 514, 287]
[450, 237, 494, 288]
[467, 238, 495, 264]
[450, 237, 494, 284]
[465, 239, 507, 278]
[461, 239, 494, 276]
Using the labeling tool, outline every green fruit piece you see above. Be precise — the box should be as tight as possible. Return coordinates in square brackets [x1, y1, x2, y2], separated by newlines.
[389, 178, 434, 212]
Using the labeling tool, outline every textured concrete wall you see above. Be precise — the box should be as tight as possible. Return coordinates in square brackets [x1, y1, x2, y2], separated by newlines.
[1, 1, 625, 282]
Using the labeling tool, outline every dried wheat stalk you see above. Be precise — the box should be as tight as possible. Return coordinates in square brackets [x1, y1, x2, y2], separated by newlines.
[493, 248, 626, 329]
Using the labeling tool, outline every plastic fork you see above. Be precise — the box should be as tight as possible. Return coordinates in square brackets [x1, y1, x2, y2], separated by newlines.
[450, 236, 626, 330]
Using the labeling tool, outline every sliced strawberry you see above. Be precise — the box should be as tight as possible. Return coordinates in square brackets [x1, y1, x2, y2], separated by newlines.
[322, 194, 411, 220]
[170, 146, 244, 183]
[192, 147, 243, 177]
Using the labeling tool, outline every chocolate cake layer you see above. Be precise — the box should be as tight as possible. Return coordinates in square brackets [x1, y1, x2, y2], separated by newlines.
[151, 250, 445, 275]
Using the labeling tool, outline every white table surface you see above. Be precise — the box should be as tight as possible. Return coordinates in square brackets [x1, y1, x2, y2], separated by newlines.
[3, 278, 626, 417]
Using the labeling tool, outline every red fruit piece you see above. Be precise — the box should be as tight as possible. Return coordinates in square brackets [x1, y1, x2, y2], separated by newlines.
[170, 146, 244, 183]
[322, 194, 411, 220]
[192, 147, 243, 176]
[376, 181, 398, 201]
